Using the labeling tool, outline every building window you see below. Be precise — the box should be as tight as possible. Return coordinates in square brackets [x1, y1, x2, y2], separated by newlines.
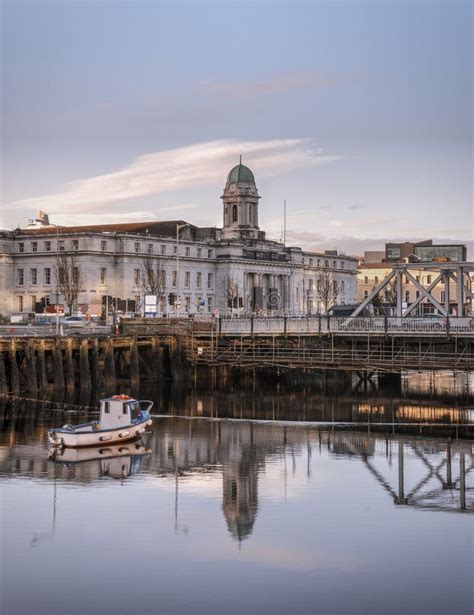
[405, 276, 410, 285]
[160, 270, 166, 287]
[207, 273, 213, 289]
[17, 269, 24, 286]
[374, 276, 379, 284]
[72, 239, 79, 250]
[100, 268, 107, 285]
[207, 296, 213, 313]
[184, 272, 190, 288]
[333, 261, 337, 268]
[45, 241, 51, 252]
[196, 272, 202, 289]
[405, 290, 410, 303]
[172, 271, 177, 287]
[101, 240, 107, 252]
[58, 240, 65, 251]
[341, 281, 345, 294]
[185, 247, 190, 257]
[364, 276, 369, 284]
[135, 242, 140, 253]
[147, 243, 153, 254]
[185, 297, 191, 313]
[441, 290, 446, 303]
[44, 268, 51, 285]
[31, 268, 37, 285]
[134, 268, 140, 286]
[31, 242, 38, 253]
[309, 279, 314, 291]
[427, 275, 432, 284]
[232, 204, 238, 222]
[19, 242, 24, 253]
[364, 290, 369, 299]
[208, 249, 213, 259]
[18, 296, 24, 312]
[341, 261, 345, 269]
[309, 259, 313, 267]
[416, 290, 420, 299]
[333, 280, 337, 294]
[197, 248, 202, 258]
[325, 260, 329, 267]
[160, 245, 166, 255]
[31, 295, 37, 311]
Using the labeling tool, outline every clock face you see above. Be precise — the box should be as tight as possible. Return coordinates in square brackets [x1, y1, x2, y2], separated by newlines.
[229, 183, 236, 193]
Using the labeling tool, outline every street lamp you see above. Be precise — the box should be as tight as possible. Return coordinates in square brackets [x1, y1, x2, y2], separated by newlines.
[175, 223, 190, 318]
[47, 223, 62, 335]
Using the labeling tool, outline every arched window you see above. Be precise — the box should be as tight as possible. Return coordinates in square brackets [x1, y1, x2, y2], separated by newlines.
[232, 204, 238, 222]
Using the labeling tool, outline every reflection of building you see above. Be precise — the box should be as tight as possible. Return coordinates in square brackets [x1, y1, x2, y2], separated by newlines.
[220, 423, 259, 542]
[0, 163, 357, 316]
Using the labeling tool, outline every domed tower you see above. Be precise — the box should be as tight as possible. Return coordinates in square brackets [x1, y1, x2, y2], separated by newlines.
[221, 160, 262, 240]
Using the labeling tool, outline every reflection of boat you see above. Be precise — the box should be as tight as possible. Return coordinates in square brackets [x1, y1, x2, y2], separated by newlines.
[49, 440, 151, 479]
[48, 395, 153, 448]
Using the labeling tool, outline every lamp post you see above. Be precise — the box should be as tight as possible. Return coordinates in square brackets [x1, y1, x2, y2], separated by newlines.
[48, 223, 62, 335]
[175, 223, 189, 318]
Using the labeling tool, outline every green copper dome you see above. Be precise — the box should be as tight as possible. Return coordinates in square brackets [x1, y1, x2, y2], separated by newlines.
[227, 164, 255, 184]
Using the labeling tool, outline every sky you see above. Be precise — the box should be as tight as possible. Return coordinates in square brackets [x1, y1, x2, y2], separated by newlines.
[1, 0, 472, 257]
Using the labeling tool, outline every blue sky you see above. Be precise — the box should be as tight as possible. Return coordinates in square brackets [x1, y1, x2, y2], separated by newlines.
[1, 0, 472, 255]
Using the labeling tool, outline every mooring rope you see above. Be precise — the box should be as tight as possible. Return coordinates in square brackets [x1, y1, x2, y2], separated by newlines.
[0, 392, 97, 412]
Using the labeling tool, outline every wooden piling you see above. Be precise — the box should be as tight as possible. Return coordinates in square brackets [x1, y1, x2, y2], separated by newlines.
[0, 351, 7, 395]
[104, 338, 116, 391]
[130, 337, 140, 389]
[25, 339, 38, 394]
[53, 340, 65, 392]
[9, 340, 20, 396]
[37, 340, 48, 390]
[80, 339, 91, 390]
[65, 338, 75, 392]
[90, 337, 100, 392]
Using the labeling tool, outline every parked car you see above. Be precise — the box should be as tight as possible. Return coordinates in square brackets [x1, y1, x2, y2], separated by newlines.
[61, 315, 88, 328]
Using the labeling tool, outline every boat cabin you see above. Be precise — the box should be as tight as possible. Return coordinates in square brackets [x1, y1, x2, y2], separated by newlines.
[99, 395, 142, 429]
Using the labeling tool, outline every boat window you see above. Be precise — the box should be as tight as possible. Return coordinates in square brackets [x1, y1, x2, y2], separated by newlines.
[123, 403, 128, 415]
[104, 401, 110, 414]
[130, 403, 141, 419]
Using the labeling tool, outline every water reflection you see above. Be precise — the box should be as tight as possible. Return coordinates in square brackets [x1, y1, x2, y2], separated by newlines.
[49, 441, 151, 480]
[1, 409, 473, 615]
[1, 416, 472, 520]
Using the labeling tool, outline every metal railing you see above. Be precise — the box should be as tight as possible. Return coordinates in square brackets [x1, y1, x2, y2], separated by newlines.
[215, 316, 474, 336]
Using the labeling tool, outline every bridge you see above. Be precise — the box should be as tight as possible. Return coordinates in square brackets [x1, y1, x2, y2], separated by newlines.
[184, 315, 474, 375]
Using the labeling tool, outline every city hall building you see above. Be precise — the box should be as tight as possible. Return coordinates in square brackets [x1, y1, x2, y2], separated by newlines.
[0, 163, 358, 317]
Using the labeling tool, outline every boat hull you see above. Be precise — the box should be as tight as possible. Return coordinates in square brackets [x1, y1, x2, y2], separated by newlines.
[48, 416, 152, 448]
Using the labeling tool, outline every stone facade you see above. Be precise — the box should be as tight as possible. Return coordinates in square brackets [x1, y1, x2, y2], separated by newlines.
[0, 164, 358, 317]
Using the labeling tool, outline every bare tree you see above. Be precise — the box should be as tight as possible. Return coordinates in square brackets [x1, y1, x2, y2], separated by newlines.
[141, 254, 166, 306]
[225, 275, 240, 309]
[56, 253, 83, 315]
[316, 266, 339, 314]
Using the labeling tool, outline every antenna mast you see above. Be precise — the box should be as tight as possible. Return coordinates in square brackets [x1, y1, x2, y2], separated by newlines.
[283, 199, 287, 245]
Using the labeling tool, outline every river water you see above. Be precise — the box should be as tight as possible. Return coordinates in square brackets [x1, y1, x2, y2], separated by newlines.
[1, 375, 473, 615]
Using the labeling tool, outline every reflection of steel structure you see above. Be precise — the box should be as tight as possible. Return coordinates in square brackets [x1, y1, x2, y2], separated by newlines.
[353, 439, 473, 512]
[349, 261, 474, 319]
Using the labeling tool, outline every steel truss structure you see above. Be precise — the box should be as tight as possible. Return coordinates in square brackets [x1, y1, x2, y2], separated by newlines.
[349, 261, 474, 319]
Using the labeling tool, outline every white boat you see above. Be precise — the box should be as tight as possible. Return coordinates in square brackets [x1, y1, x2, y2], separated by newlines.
[48, 395, 153, 448]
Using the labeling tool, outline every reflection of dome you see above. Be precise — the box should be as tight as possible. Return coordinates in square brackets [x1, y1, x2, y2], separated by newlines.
[227, 163, 255, 184]
[224, 508, 257, 542]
